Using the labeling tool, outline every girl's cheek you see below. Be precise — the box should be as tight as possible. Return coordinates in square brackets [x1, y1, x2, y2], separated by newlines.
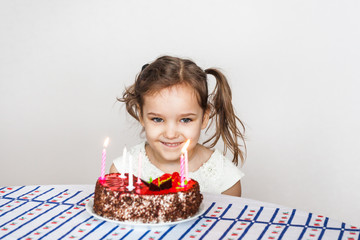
[183, 128, 200, 138]
[147, 126, 161, 134]
[144, 124, 157, 134]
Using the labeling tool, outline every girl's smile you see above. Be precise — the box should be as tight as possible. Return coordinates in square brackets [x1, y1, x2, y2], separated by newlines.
[161, 141, 183, 148]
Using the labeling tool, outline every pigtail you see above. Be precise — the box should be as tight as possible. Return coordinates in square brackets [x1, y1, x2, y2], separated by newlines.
[117, 64, 152, 121]
[204, 68, 246, 166]
[118, 75, 146, 122]
[117, 84, 139, 121]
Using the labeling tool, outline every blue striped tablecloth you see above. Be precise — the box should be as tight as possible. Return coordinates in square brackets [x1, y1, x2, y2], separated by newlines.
[0, 185, 359, 239]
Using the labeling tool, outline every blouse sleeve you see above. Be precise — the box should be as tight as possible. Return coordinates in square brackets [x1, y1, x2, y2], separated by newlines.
[190, 149, 244, 194]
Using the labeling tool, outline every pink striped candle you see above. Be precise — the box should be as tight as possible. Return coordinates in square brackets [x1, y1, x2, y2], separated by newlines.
[185, 150, 189, 181]
[181, 139, 191, 184]
[100, 137, 110, 180]
[180, 153, 185, 186]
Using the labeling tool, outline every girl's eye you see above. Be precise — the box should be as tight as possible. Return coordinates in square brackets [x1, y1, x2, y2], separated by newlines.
[181, 118, 192, 123]
[151, 117, 163, 123]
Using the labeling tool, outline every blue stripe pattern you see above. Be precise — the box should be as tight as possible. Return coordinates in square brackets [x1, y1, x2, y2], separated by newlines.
[1, 186, 359, 239]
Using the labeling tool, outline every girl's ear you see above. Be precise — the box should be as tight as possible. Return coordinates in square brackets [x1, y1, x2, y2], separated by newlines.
[201, 108, 210, 130]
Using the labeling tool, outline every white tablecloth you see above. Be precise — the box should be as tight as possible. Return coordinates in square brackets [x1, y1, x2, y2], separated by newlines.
[0, 185, 359, 239]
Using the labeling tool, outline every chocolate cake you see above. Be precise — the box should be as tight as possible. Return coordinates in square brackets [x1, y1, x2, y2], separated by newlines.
[93, 172, 203, 223]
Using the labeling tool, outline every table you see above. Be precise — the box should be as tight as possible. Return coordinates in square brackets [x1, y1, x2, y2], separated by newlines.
[0, 185, 359, 239]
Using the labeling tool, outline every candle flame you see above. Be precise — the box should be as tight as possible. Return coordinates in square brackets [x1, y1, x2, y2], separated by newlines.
[103, 137, 110, 148]
[181, 139, 190, 153]
[123, 146, 127, 154]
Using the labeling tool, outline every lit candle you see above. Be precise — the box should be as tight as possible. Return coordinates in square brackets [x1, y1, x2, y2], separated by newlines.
[100, 137, 110, 180]
[185, 150, 189, 181]
[182, 139, 191, 183]
[127, 155, 135, 191]
[137, 153, 142, 184]
[119, 146, 127, 178]
[180, 153, 185, 186]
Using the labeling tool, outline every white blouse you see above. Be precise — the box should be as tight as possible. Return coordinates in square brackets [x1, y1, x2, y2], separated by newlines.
[112, 142, 244, 194]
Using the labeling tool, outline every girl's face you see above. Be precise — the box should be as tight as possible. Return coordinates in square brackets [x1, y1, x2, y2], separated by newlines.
[140, 84, 209, 164]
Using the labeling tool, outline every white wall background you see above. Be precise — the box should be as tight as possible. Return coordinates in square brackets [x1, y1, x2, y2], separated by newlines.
[1, 0, 359, 226]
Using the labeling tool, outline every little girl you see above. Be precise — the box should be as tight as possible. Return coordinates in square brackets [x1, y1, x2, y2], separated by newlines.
[110, 56, 246, 196]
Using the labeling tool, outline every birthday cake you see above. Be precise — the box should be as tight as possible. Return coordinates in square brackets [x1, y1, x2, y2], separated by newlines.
[93, 172, 203, 223]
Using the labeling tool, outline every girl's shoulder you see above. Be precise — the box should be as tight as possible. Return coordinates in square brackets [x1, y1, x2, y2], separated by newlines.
[190, 148, 244, 193]
[195, 148, 238, 174]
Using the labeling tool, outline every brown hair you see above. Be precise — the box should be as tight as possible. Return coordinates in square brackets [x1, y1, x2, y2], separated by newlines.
[118, 56, 246, 165]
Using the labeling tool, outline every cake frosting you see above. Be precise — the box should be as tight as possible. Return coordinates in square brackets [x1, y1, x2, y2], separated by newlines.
[93, 172, 203, 223]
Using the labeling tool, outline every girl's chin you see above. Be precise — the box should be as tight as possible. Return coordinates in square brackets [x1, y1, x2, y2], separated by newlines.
[159, 155, 181, 162]
[156, 151, 182, 162]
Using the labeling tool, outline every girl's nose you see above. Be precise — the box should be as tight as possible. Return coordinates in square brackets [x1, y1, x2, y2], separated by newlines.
[164, 123, 179, 139]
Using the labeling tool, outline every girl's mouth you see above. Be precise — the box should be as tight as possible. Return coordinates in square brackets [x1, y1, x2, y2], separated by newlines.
[161, 142, 182, 148]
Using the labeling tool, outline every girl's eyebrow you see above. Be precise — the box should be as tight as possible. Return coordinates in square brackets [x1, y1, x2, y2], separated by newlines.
[147, 112, 162, 116]
[179, 113, 197, 117]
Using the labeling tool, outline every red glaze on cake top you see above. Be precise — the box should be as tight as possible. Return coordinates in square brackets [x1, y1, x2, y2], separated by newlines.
[98, 172, 197, 195]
